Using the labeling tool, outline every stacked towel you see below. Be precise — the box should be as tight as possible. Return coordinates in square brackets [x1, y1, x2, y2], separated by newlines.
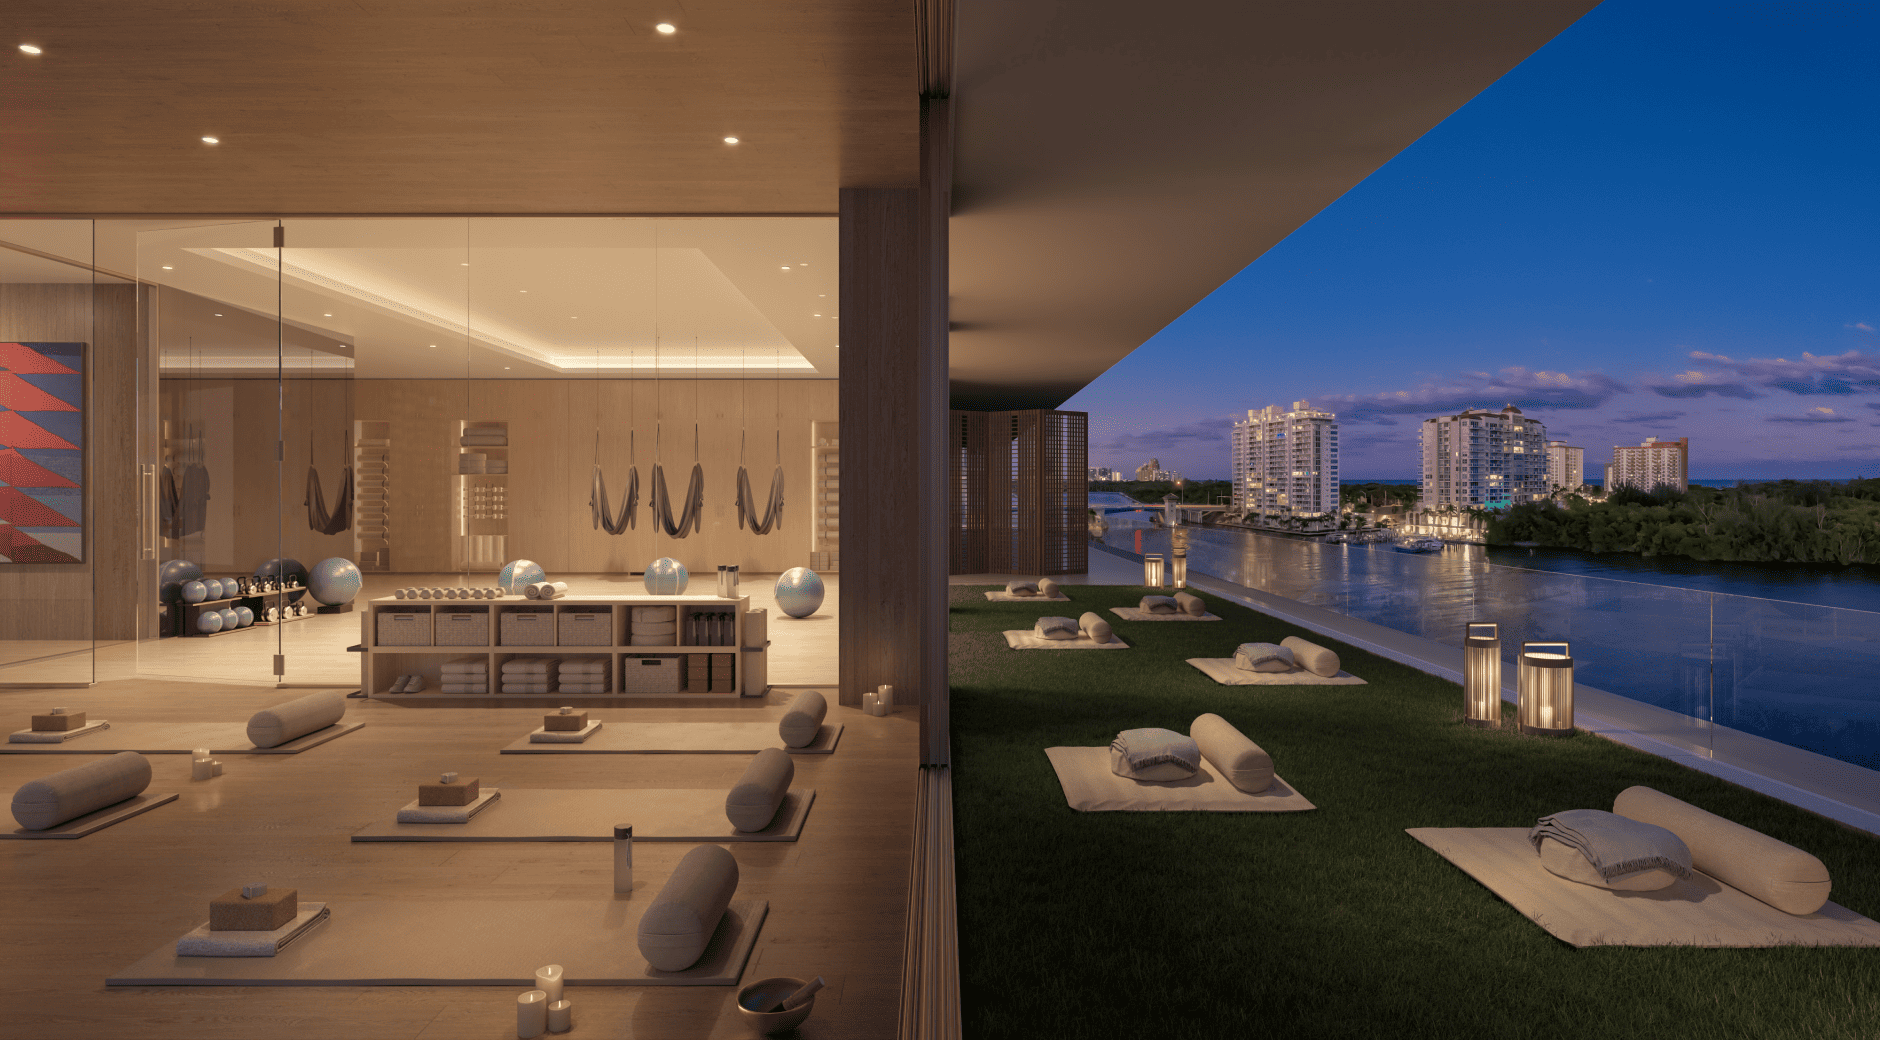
[631, 605, 678, 647]
[440, 657, 488, 694]
[558, 658, 610, 694]
[501, 657, 557, 694]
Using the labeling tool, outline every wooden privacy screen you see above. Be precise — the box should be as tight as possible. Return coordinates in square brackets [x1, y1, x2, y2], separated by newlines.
[948, 409, 1086, 576]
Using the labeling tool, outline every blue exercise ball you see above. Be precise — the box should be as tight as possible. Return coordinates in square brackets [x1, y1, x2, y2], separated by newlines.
[160, 559, 203, 602]
[197, 610, 224, 634]
[254, 558, 309, 603]
[235, 605, 255, 628]
[181, 580, 208, 604]
[308, 557, 363, 606]
[206, 578, 228, 600]
[217, 608, 239, 631]
[774, 567, 825, 618]
[499, 559, 546, 595]
[643, 557, 689, 595]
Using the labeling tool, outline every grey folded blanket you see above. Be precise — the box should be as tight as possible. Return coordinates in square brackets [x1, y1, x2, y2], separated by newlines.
[1528, 809, 1692, 881]
[1035, 616, 1079, 639]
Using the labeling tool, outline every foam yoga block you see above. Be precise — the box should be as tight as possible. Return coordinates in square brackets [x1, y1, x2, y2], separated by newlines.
[1189, 714, 1274, 793]
[1279, 636, 1340, 678]
[12, 751, 152, 830]
[778, 691, 827, 749]
[246, 692, 346, 749]
[725, 748, 795, 832]
[1078, 612, 1112, 645]
[638, 844, 740, 971]
[1614, 785, 1831, 915]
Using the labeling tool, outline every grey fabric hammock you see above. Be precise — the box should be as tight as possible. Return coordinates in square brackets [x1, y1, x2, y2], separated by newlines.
[736, 465, 785, 534]
[589, 434, 638, 534]
[648, 461, 704, 538]
[305, 462, 353, 535]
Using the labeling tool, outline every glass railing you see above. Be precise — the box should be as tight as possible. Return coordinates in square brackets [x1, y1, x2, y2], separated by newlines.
[1098, 520, 1880, 772]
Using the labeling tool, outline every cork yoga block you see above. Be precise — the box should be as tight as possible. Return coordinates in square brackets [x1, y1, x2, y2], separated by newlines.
[638, 844, 739, 971]
[209, 886, 299, 931]
[246, 691, 346, 749]
[543, 711, 589, 732]
[31, 711, 87, 732]
[418, 778, 480, 806]
[11, 752, 152, 831]
[725, 748, 794, 832]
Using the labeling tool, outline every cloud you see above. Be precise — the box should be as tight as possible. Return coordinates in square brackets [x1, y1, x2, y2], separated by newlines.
[1313, 367, 1625, 424]
[1099, 417, 1234, 454]
[1766, 406, 1853, 424]
[1849, 322, 1874, 333]
[1833, 443, 1880, 452]
[1612, 411, 1686, 424]
[1646, 349, 1880, 398]
[1865, 402, 1880, 412]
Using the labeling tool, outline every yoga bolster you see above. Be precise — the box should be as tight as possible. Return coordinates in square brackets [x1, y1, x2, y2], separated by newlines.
[1536, 837, 1681, 892]
[1078, 612, 1112, 645]
[1037, 578, 1060, 598]
[1173, 591, 1206, 616]
[779, 689, 827, 748]
[725, 748, 795, 832]
[11, 752, 151, 831]
[246, 691, 346, 749]
[638, 844, 740, 971]
[1613, 785, 1830, 915]
[1280, 636, 1340, 678]
[1189, 713, 1274, 794]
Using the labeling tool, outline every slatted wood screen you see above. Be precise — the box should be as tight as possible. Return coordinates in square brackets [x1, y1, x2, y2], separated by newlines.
[948, 411, 989, 574]
[949, 408, 1086, 575]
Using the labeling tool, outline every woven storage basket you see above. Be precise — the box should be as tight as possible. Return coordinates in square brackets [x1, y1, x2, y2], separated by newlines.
[435, 607, 490, 646]
[376, 609, 432, 646]
[557, 607, 612, 646]
[622, 655, 681, 695]
[499, 607, 554, 646]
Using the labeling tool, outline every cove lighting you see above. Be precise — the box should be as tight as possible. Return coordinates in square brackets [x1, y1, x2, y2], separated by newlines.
[201, 136, 219, 145]
[656, 23, 676, 34]
[723, 136, 739, 144]
[19, 44, 42, 55]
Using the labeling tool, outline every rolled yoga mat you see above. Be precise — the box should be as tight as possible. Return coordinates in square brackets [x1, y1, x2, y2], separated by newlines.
[12, 751, 152, 831]
[247, 692, 347, 750]
[638, 844, 740, 971]
[725, 748, 795, 832]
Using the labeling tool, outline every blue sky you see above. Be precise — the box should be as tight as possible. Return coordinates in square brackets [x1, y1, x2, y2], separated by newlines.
[1066, 0, 1880, 481]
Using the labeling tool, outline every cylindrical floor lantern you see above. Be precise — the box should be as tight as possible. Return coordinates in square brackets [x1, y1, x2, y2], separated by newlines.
[1517, 641, 1575, 736]
[1463, 623, 1501, 728]
[1143, 554, 1165, 587]
[1171, 551, 1188, 589]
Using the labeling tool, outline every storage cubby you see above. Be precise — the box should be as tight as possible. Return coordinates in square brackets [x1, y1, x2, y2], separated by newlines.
[455, 420, 508, 571]
[354, 419, 391, 571]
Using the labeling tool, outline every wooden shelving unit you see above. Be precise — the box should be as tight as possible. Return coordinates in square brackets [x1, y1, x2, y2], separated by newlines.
[810, 419, 839, 572]
[355, 419, 391, 571]
[455, 420, 508, 571]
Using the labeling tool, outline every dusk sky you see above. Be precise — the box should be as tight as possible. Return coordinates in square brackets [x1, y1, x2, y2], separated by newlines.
[1066, 0, 1880, 481]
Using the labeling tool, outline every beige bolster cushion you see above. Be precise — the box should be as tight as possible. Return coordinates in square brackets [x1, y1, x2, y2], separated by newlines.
[1537, 837, 1682, 892]
[11, 751, 152, 831]
[1037, 578, 1061, 598]
[246, 691, 346, 749]
[1280, 636, 1340, 678]
[779, 690, 827, 748]
[1078, 612, 1112, 645]
[1189, 713, 1274, 794]
[637, 844, 740, 971]
[632, 605, 677, 623]
[1173, 591, 1206, 616]
[1614, 785, 1831, 915]
[725, 748, 794, 832]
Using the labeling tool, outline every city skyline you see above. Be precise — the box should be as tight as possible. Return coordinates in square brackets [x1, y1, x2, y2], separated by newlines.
[1066, 0, 1880, 481]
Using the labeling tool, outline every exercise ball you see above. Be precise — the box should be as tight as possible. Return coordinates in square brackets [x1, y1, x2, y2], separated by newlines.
[774, 567, 825, 618]
[308, 557, 363, 606]
[254, 558, 309, 603]
[217, 608, 240, 631]
[206, 578, 229, 600]
[498, 559, 546, 595]
[235, 605, 256, 628]
[159, 559, 203, 602]
[197, 610, 224, 634]
[181, 580, 208, 604]
[643, 557, 689, 595]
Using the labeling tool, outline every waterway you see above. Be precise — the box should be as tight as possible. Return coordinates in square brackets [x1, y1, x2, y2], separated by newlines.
[1093, 505, 1880, 770]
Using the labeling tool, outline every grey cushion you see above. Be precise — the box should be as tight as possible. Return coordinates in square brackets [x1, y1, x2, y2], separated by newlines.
[1233, 643, 1295, 673]
[1280, 636, 1340, 677]
[779, 690, 827, 748]
[1537, 837, 1683, 892]
[1078, 612, 1112, 645]
[637, 844, 740, 971]
[1109, 728, 1201, 782]
[246, 691, 346, 749]
[1174, 591, 1206, 616]
[1614, 785, 1831, 915]
[1004, 580, 1039, 596]
[1035, 616, 1078, 640]
[11, 751, 152, 831]
[725, 748, 794, 832]
[1140, 596, 1180, 614]
[1037, 578, 1061, 598]
[1189, 713, 1274, 793]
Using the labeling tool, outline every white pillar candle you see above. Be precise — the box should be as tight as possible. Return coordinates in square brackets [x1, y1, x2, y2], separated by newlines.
[534, 965, 564, 1003]
[192, 758, 214, 781]
[877, 684, 895, 710]
[546, 999, 572, 1034]
[862, 691, 877, 714]
[212, 760, 223, 776]
[193, 748, 211, 761]
[516, 989, 548, 1039]
[613, 825, 633, 893]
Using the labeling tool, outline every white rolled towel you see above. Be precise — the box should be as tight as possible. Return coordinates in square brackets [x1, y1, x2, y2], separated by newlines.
[11, 752, 153, 830]
[246, 691, 346, 749]
[638, 844, 739, 971]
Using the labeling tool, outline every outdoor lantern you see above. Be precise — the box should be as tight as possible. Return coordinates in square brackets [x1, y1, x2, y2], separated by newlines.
[1517, 641, 1575, 737]
[1143, 553, 1165, 587]
[1171, 551, 1188, 589]
[1463, 622, 1501, 728]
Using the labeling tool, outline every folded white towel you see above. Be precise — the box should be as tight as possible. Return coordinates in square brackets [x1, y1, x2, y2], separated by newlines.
[501, 658, 555, 674]
[396, 791, 501, 824]
[175, 904, 330, 958]
[529, 722, 602, 743]
[559, 661, 609, 675]
[9, 720, 111, 743]
[558, 682, 610, 694]
[440, 683, 488, 694]
[631, 605, 676, 623]
[631, 620, 677, 636]
[501, 683, 551, 694]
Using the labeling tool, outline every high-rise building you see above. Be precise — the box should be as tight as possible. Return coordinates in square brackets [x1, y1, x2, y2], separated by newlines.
[1230, 400, 1338, 519]
[1134, 458, 1172, 482]
[1545, 440, 1584, 493]
[1610, 436, 1689, 494]
[1419, 404, 1549, 509]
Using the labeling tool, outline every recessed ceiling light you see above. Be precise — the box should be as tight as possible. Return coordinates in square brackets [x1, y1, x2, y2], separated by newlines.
[324, 313, 333, 317]
[780, 266, 790, 271]
[519, 290, 528, 293]
[429, 344, 437, 348]
[201, 136, 219, 145]
[818, 294, 826, 297]
[656, 23, 676, 34]
[213, 313, 223, 317]
[723, 136, 739, 145]
[813, 314, 821, 317]
[461, 262, 469, 266]
[161, 265, 173, 270]
[19, 44, 42, 55]
[504, 367, 511, 370]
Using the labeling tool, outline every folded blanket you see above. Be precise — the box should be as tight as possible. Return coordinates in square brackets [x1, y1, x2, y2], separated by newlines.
[1233, 643, 1296, 673]
[559, 662, 609, 675]
[1035, 616, 1079, 640]
[1005, 580, 1040, 596]
[1141, 596, 1180, 614]
[1528, 809, 1693, 882]
[1109, 727, 1202, 781]
[176, 904, 330, 957]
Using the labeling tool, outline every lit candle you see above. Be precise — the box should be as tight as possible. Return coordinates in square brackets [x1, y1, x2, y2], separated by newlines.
[877, 684, 894, 711]
[212, 760, 223, 776]
[546, 999, 572, 1034]
[534, 964, 564, 1003]
[516, 990, 548, 1039]
[192, 758, 214, 781]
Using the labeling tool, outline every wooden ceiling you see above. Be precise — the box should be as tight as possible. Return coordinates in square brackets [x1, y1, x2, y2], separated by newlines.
[0, 1, 918, 214]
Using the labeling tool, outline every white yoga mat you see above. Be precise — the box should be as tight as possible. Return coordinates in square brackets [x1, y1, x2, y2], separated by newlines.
[0, 793, 179, 840]
[983, 591, 1070, 603]
[0, 721, 365, 755]
[1002, 630, 1130, 650]
[1043, 747, 1315, 812]
[9, 720, 112, 743]
[1409, 827, 1880, 948]
[501, 722, 842, 755]
[352, 788, 815, 842]
[110, 899, 768, 986]
[1186, 658, 1367, 686]
[1108, 607, 1220, 622]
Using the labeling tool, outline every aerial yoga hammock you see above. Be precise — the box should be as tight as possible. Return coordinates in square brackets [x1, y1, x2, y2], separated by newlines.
[734, 352, 785, 534]
[589, 436, 639, 534]
[645, 337, 703, 538]
[305, 429, 354, 535]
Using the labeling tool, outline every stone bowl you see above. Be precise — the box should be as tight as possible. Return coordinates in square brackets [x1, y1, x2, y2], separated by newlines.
[735, 976, 815, 1035]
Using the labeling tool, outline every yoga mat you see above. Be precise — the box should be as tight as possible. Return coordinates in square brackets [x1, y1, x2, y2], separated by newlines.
[0, 793, 179, 840]
[983, 591, 1071, 603]
[352, 788, 815, 842]
[1186, 659, 1366, 686]
[109, 898, 768, 986]
[1044, 747, 1314, 812]
[1108, 607, 1221, 621]
[501, 722, 842, 755]
[0, 721, 365, 755]
[8, 720, 112, 743]
[1002, 631, 1130, 650]
[1408, 827, 1880, 948]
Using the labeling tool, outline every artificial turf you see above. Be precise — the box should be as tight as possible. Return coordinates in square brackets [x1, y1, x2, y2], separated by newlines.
[949, 584, 1880, 1040]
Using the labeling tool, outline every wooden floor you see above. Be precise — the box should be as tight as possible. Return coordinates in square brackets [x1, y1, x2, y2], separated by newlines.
[0, 592, 911, 1040]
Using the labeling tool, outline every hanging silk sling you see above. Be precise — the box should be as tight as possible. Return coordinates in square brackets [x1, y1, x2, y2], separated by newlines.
[648, 461, 704, 538]
[305, 462, 353, 535]
[736, 465, 785, 534]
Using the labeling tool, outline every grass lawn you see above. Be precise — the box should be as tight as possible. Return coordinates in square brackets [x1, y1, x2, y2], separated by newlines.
[949, 584, 1880, 1040]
